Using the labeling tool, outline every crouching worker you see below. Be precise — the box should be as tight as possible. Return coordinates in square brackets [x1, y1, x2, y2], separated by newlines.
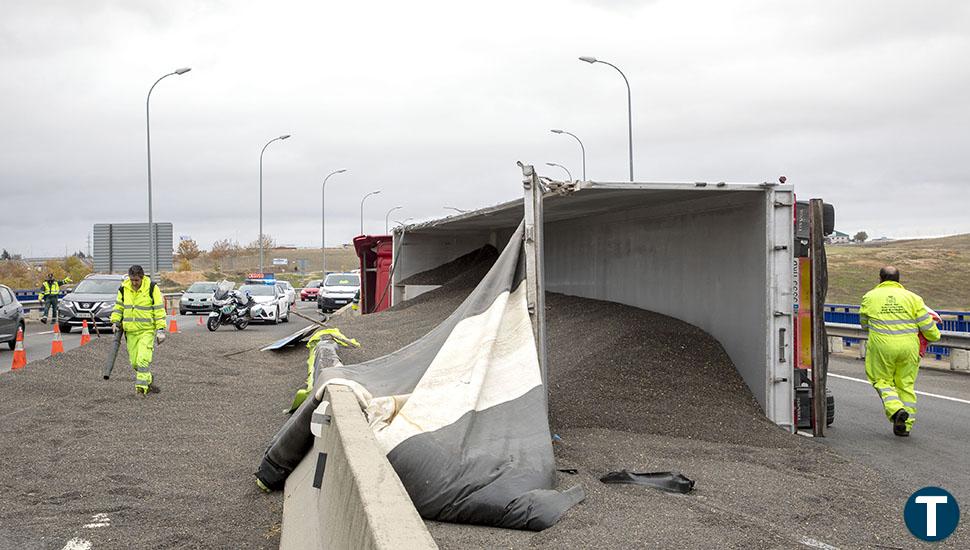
[110, 265, 166, 395]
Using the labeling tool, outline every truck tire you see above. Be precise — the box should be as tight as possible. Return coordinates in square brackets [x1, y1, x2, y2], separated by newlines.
[826, 391, 835, 426]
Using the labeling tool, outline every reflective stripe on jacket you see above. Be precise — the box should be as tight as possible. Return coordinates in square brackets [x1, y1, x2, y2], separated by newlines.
[860, 281, 941, 345]
[109, 276, 166, 333]
[40, 279, 69, 298]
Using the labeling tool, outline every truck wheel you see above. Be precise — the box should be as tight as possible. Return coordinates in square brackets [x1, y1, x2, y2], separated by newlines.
[826, 392, 835, 426]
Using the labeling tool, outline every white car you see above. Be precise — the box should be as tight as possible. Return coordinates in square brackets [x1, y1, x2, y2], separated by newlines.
[317, 272, 361, 313]
[275, 281, 297, 306]
[238, 283, 290, 323]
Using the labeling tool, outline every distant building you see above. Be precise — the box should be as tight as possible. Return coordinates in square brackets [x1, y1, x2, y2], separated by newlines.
[827, 230, 851, 244]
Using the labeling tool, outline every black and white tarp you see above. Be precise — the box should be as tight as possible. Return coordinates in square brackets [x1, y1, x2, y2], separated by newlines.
[256, 221, 584, 530]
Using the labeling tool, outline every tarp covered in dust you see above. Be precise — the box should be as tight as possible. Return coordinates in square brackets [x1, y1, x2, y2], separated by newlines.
[256, 221, 584, 530]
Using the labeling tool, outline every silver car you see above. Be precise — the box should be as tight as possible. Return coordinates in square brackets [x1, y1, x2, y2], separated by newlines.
[180, 281, 223, 315]
[0, 284, 25, 350]
[57, 274, 125, 333]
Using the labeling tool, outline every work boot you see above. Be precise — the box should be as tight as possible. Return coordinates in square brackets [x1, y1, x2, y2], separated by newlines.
[891, 409, 910, 437]
[137, 384, 161, 395]
[40, 316, 47, 324]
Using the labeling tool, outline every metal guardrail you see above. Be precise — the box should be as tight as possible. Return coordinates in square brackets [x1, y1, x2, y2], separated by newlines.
[825, 322, 970, 351]
[824, 304, 970, 358]
[824, 304, 969, 332]
[15, 291, 183, 314]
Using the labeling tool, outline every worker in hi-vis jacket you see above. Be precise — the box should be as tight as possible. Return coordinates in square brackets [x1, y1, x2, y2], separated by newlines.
[860, 266, 940, 436]
[110, 265, 166, 395]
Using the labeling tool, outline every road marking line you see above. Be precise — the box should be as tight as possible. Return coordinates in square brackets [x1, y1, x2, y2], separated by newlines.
[800, 537, 839, 550]
[83, 512, 110, 528]
[35, 330, 54, 335]
[829, 373, 970, 405]
[61, 538, 92, 550]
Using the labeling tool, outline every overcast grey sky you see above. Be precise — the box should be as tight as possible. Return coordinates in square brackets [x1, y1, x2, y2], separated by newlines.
[1, 0, 968, 256]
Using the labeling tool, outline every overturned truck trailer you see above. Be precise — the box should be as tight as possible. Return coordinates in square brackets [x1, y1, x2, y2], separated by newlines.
[394, 178, 800, 429]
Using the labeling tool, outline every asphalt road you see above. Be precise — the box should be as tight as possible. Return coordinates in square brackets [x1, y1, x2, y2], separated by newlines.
[823, 355, 970, 506]
[0, 301, 322, 374]
[0, 302, 321, 549]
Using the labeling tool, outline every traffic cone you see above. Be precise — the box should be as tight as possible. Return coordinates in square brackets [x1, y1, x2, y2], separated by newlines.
[79, 320, 91, 346]
[197, 315, 204, 326]
[11, 327, 27, 370]
[168, 308, 179, 333]
[50, 322, 64, 355]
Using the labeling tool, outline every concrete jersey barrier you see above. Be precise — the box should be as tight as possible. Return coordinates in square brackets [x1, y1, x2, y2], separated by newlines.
[280, 384, 437, 550]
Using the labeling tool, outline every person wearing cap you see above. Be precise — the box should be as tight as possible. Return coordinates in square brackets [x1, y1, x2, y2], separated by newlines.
[860, 266, 940, 436]
[109, 265, 166, 395]
[38, 272, 72, 324]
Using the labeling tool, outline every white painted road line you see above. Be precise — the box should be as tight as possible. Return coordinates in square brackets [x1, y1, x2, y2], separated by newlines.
[61, 538, 92, 550]
[829, 373, 970, 405]
[799, 537, 839, 550]
[82, 513, 110, 528]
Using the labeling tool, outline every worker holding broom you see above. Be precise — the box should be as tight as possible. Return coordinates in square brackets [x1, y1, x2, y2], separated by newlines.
[860, 266, 940, 436]
[110, 265, 166, 395]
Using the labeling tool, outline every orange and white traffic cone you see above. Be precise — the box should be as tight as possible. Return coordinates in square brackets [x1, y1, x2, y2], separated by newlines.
[11, 327, 27, 370]
[168, 308, 179, 333]
[50, 322, 64, 355]
[79, 320, 91, 346]
[197, 315, 204, 326]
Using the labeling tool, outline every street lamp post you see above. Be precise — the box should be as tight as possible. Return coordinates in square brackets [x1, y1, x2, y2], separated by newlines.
[359, 190, 382, 235]
[550, 129, 586, 181]
[146, 67, 191, 279]
[385, 206, 403, 234]
[259, 134, 291, 273]
[579, 56, 633, 181]
[321, 169, 347, 275]
[545, 162, 573, 182]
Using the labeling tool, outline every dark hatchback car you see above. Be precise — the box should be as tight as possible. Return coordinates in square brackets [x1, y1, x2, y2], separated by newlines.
[57, 273, 125, 333]
[0, 284, 26, 349]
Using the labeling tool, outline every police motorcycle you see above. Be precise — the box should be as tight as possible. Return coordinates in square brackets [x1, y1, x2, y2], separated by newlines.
[207, 281, 255, 331]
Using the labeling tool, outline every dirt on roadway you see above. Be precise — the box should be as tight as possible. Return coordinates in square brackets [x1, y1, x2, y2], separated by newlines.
[0, 317, 313, 549]
[325, 253, 967, 549]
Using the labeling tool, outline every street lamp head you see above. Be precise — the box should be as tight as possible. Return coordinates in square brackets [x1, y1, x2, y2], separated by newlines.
[174, 67, 192, 75]
[374, 189, 382, 194]
[550, 129, 564, 134]
[336, 169, 347, 174]
[578, 56, 597, 64]
[280, 134, 291, 140]
[545, 162, 558, 167]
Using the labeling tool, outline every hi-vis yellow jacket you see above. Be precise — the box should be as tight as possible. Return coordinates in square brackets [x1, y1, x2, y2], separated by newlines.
[110, 276, 166, 333]
[860, 281, 940, 348]
[40, 277, 71, 299]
